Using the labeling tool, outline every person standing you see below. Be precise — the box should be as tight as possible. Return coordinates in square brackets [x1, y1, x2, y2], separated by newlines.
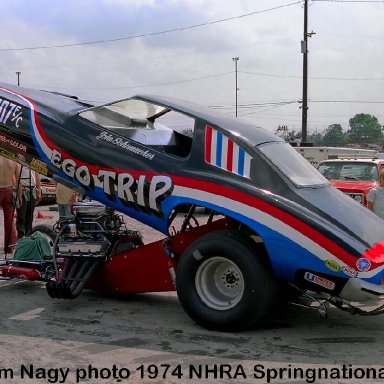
[0, 157, 21, 254]
[16, 166, 42, 239]
[367, 170, 384, 219]
[55, 183, 77, 218]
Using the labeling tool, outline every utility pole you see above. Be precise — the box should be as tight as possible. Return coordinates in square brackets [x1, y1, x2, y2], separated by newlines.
[301, 0, 315, 144]
[301, 0, 308, 143]
[16, 71, 21, 86]
[232, 57, 239, 117]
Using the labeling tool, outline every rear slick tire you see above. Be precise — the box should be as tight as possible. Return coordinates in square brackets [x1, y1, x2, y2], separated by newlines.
[176, 230, 278, 331]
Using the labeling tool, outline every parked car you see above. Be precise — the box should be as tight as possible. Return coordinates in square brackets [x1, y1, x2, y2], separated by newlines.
[39, 176, 56, 203]
[318, 158, 384, 206]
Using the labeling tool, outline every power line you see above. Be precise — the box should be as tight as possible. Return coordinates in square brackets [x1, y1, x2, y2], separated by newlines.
[210, 101, 298, 109]
[26, 72, 233, 91]
[0, 2, 301, 52]
[310, 100, 384, 103]
[211, 99, 384, 111]
[8, 59, 384, 82]
[240, 70, 384, 81]
[25, 67, 384, 93]
[210, 99, 384, 121]
[311, 0, 384, 2]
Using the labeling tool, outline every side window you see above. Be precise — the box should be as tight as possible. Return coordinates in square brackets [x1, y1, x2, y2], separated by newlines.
[79, 99, 195, 158]
[372, 166, 379, 180]
[145, 109, 194, 157]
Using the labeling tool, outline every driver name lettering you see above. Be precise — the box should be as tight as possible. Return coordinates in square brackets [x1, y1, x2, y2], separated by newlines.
[96, 131, 155, 160]
[51, 149, 172, 216]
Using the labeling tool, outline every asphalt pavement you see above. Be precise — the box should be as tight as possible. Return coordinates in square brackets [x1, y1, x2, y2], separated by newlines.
[0, 205, 384, 384]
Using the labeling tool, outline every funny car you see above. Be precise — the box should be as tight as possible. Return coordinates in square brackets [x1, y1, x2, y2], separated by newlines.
[1, 82, 384, 331]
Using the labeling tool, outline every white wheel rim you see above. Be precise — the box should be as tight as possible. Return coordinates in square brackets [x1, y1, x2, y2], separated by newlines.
[195, 256, 244, 310]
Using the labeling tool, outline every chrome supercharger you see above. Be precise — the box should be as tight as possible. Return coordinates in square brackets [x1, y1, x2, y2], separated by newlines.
[57, 202, 114, 260]
[47, 201, 142, 299]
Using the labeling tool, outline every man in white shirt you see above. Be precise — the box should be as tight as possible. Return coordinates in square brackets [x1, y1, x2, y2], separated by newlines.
[56, 183, 77, 218]
[367, 170, 384, 219]
[16, 166, 42, 239]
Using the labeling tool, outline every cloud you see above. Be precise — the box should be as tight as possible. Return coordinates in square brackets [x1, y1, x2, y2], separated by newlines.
[0, 0, 383, 134]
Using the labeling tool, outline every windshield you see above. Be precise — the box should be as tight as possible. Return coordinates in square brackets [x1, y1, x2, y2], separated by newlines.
[79, 99, 172, 130]
[79, 98, 195, 157]
[258, 142, 328, 187]
[318, 161, 379, 181]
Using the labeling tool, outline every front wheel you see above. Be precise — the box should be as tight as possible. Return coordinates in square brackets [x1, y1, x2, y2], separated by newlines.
[176, 231, 278, 331]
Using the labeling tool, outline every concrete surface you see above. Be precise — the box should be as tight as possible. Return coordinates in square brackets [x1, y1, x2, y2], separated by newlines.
[0, 205, 383, 384]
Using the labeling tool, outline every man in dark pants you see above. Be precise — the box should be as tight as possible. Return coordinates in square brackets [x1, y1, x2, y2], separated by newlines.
[16, 166, 42, 239]
[0, 157, 21, 254]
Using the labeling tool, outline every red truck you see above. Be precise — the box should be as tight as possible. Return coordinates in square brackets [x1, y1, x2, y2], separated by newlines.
[318, 157, 384, 206]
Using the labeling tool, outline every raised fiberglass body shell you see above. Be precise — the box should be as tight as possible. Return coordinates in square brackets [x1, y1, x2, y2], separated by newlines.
[1, 82, 384, 303]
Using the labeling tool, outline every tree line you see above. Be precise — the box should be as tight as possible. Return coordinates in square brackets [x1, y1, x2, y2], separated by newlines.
[275, 113, 384, 149]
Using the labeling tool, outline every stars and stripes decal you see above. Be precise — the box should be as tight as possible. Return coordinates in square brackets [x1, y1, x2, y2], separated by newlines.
[205, 125, 252, 178]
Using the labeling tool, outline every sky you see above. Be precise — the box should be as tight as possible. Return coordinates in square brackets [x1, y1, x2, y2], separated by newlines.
[1, 0, 383, 137]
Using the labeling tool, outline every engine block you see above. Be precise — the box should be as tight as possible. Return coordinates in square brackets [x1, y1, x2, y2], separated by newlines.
[57, 236, 111, 258]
